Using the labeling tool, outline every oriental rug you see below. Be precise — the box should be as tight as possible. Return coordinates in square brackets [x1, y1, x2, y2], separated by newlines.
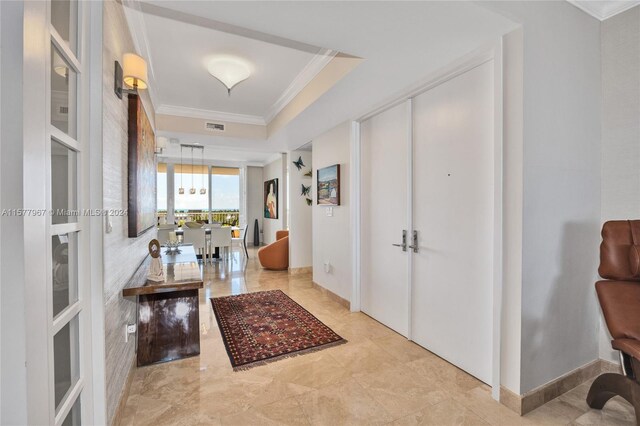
[210, 289, 346, 370]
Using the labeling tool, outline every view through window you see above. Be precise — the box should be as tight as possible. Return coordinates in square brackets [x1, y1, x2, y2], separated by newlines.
[174, 164, 209, 222]
[157, 164, 240, 226]
[211, 167, 240, 226]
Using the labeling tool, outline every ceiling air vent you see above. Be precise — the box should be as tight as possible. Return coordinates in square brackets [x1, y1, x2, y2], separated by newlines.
[205, 122, 225, 132]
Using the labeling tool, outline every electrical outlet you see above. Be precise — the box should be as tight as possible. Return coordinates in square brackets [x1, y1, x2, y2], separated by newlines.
[326, 207, 333, 217]
[324, 261, 331, 273]
[125, 323, 136, 343]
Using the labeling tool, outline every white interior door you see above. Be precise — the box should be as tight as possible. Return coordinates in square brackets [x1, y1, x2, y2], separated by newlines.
[361, 102, 410, 336]
[411, 60, 495, 383]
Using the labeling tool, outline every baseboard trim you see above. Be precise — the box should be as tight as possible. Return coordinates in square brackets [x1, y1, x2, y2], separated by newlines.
[289, 266, 312, 275]
[499, 386, 522, 415]
[500, 359, 616, 415]
[600, 358, 622, 374]
[111, 356, 136, 426]
[312, 281, 350, 309]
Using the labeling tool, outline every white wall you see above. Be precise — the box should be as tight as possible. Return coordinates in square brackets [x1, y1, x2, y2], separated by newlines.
[485, 1, 602, 394]
[246, 166, 264, 245]
[600, 5, 640, 362]
[312, 122, 351, 300]
[0, 1, 28, 423]
[500, 27, 524, 395]
[262, 155, 285, 244]
[288, 150, 313, 269]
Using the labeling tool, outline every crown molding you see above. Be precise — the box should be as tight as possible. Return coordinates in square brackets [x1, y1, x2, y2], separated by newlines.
[263, 49, 337, 124]
[122, 2, 336, 128]
[156, 104, 267, 126]
[157, 49, 336, 126]
[567, 0, 640, 20]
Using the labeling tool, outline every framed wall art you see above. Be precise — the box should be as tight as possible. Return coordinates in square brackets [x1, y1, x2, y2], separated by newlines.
[128, 94, 156, 237]
[317, 164, 340, 206]
[264, 178, 279, 219]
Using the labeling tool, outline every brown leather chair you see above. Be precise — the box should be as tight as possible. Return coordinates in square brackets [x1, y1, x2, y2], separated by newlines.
[257, 230, 289, 270]
[588, 220, 640, 423]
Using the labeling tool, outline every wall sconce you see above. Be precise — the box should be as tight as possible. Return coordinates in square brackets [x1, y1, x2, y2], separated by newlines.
[114, 53, 148, 99]
[155, 136, 168, 155]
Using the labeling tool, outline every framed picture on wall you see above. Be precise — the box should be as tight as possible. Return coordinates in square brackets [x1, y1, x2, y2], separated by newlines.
[127, 94, 156, 237]
[317, 164, 340, 206]
[264, 178, 279, 219]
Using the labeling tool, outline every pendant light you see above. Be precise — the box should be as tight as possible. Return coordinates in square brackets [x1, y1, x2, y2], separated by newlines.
[200, 147, 207, 195]
[178, 146, 185, 195]
[189, 147, 196, 195]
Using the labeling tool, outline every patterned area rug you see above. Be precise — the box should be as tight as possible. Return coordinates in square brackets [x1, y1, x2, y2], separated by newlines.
[210, 290, 347, 370]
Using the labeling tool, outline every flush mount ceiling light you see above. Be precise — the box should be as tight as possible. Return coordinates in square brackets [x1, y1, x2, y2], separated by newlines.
[207, 55, 252, 96]
[53, 52, 68, 78]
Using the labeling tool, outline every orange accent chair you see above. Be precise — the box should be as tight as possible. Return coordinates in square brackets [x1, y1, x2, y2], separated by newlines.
[258, 230, 289, 270]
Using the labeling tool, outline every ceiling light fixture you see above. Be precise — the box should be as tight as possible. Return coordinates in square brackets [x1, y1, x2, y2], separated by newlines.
[178, 145, 185, 195]
[207, 55, 252, 96]
[190, 147, 196, 195]
[53, 52, 68, 78]
[200, 148, 207, 195]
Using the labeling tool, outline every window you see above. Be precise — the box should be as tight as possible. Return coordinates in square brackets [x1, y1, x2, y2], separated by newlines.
[174, 164, 209, 222]
[211, 167, 240, 226]
[158, 164, 242, 225]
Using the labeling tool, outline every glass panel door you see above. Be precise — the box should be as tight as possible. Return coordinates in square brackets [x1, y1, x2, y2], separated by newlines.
[47, 1, 84, 424]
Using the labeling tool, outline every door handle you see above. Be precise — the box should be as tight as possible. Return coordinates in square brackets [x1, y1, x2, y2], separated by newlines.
[408, 230, 419, 253]
[392, 230, 407, 252]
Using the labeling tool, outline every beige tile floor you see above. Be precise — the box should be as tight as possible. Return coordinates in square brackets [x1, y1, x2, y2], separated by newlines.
[120, 247, 636, 426]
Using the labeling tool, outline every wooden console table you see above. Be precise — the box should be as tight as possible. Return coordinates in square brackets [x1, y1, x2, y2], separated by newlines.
[122, 244, 203, 366]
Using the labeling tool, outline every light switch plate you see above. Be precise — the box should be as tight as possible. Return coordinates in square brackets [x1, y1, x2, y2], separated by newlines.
[326, 207, 333, 217]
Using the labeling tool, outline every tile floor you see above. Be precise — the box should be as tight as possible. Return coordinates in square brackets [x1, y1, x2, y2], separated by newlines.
[119, 247, 636, 426]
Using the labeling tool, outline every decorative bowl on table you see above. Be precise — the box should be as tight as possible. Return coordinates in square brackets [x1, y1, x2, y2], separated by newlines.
[164, 241, 181, 254]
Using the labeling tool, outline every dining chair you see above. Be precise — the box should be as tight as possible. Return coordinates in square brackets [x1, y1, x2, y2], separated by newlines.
[210, 227, 232, 260]
[232, 225, 249, 258]
[157, 225, 177, 245]
[182, 228, 206, 261]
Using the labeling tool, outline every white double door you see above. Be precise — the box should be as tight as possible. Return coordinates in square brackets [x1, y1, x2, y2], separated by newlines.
[361, 60, 495, 384]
